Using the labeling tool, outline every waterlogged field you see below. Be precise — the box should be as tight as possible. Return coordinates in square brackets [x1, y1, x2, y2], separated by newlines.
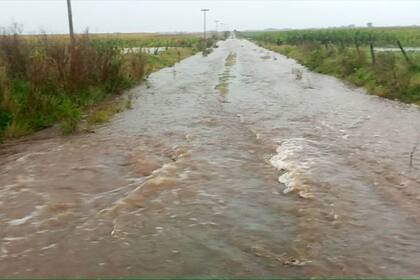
[0, 31, 221, 139]
[244, 27, 420, 105]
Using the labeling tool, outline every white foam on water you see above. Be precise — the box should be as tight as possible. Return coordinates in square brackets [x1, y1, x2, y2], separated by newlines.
[3, 237, 26, 242]
[41, 243, 57, 250]
[198, 191, 218, 198]
[7, 205, 44, 226]
[270, 138, 318, 195]
[7, 215, 33, 226]
[278, 172, 296, 194]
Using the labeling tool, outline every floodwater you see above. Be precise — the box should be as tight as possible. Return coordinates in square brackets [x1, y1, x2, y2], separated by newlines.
[1, 38, 420, 278]
[122, 47, 174, 54]
[375, 47, 420, 52]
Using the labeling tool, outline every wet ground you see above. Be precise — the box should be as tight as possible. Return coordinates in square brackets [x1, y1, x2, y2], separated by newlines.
[1, 38, 420, 277]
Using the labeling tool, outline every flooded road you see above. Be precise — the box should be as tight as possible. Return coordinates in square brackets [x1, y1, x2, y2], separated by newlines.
[1, 38, 420, 277]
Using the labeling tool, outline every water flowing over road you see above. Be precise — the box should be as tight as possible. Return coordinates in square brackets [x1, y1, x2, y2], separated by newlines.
[1, 38, 420, 277]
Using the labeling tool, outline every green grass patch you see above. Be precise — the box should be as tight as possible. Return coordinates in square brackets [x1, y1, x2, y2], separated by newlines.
[215, 52, 237, 99]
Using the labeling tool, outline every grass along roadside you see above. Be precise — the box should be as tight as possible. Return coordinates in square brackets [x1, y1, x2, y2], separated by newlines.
[0, 30, 215, 140]
[244, 28, 420, 106]
[260, 43, 420, 105]
[215, 52, 237, 102]
[258, 42, 420, 106]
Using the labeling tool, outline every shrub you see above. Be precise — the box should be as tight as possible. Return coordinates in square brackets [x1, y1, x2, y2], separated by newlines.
[0, 30, 147, 136]
[57, 99, 81, 134]
[0, 110, 11, 135]
[3, 119, 31, 138]
[87, 110, 111, 125]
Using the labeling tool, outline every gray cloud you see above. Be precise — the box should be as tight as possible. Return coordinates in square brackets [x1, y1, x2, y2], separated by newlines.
[0, 0, 419, 34]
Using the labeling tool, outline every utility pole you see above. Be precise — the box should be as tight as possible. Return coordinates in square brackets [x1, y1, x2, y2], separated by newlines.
[215, 20, 219, 35]
[67, 0, 75, 45]
[66, 0, 75, 45]
[66, 0, 76, 82]
[201, 9, 209, 43]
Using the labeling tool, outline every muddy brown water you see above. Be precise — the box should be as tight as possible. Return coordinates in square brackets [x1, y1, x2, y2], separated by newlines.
[1, 38, 420, 277]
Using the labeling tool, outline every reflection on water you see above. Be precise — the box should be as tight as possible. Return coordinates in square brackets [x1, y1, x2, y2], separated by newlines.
[375, 47, 420, 52]
[122, 47, 174, 54]
[0, 39, 420, 277]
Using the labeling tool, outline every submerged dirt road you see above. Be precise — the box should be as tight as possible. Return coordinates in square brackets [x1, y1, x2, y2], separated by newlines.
[1, 38, 420, 277]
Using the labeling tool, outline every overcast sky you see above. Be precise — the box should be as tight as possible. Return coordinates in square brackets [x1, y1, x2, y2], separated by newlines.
[0, 0, 419, 34]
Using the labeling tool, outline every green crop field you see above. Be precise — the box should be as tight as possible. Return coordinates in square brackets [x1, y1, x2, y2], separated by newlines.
[244, 27, 420, 47]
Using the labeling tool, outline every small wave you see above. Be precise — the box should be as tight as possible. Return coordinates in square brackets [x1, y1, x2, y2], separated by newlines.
[16, 152, 47, 163]
[2, 236, 26, 242]
[7, 215, 33, 226]
[101, 173, 177, 216]
[278, 172, 296, 194]
[270, 138, 318, 195]
[6, 205, 44, 226]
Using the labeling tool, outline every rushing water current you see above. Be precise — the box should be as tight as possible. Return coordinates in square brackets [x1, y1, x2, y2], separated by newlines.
[1, 38, 420, 277]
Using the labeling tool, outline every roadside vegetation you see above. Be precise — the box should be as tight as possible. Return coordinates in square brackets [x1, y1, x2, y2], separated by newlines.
[215, 52, 237, 102]
[0, 26, 222, 139]
[244, 27, 420, 105]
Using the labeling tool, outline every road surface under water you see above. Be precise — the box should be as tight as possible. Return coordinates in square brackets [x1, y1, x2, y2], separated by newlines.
[1, 38, 420, 277]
